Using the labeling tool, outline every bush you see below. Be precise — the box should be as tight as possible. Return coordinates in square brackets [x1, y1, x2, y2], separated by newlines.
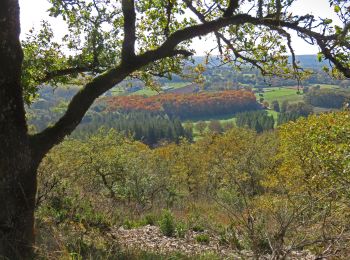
[143, 213, 157, 226]
[271, 100, 280, 112]
[187, 210, 206, 232]
[191, 224, 205, 232]
[123, 219, 136, 230]
[175, 221, 187, 238]
[196, 234, 210, 244]
[159, 210, 175, 237]
[218, 230, 229, 246]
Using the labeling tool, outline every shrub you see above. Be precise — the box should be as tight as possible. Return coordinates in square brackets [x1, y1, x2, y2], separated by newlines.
[196, 234, 210, 244]
[191, 224, 205, 232]
[159, 210, 175, 237]
[123, 219, 136, 230]
[187, 210, 206, 232]
[175, 221, 187, 238]
[218, 230, 229, 246]
[143, 213, 157, 226]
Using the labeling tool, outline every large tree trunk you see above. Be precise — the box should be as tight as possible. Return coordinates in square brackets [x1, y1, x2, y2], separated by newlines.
[0, 160, 37, 259]
[0, 0, 38, 258]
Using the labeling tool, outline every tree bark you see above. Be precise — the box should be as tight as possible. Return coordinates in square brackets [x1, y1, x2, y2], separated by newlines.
[0, 0, 37, 258]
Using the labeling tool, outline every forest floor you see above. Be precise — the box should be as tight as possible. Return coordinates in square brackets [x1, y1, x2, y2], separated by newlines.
[109, 225, 315, 259]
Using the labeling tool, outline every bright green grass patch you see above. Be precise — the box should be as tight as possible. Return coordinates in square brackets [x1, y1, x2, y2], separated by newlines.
[266, 110, 279, 120]
[110, 88, 125, 96]
[125, 82, 190, 96]
[256, 87, 303, 104]
[266, 110, 279, 127]
[255, 84, 340, 104]
[186, 114, 237, 141]
[129, 88, 160, 96]
[190, 114, 237, 124]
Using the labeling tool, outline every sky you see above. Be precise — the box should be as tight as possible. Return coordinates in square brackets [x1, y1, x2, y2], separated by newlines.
[19, 0, 339, 55]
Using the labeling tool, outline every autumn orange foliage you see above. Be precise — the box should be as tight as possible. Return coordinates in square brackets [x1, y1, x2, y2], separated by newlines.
[103, 90, 260, 119]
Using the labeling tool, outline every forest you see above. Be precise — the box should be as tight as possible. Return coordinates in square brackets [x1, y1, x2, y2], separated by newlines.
[103, 90, 260, 119]
[73, 111, 193, 146]
[22, 79, 350, 259]
[1, 0, 350, 259]
[304, 87, 350, 108]
[34, 112, 350, 259]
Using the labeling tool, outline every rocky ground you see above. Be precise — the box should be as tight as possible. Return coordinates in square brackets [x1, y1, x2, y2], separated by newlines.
[109, 225, 316, 259]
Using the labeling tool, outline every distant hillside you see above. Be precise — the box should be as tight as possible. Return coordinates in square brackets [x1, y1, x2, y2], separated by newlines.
[190, 55, 327, 69]
[166, 83, 199, 94]
[291, 55, 328, 69]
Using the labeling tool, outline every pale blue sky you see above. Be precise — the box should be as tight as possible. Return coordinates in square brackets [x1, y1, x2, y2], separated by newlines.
[19, 0, 339, 55]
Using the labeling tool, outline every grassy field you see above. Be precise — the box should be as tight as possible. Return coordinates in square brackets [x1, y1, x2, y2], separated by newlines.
[110, 88, 125, 96]
[188, 110, 281, 140]
[256, 87, 303, 104]
[255, 84, 340, 104]
[185, 114, 237, 140]
[129, 88, 160, 96]
[121, 82, 191, 96]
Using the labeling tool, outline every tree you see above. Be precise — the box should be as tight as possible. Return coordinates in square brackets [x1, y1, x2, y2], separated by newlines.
[271, 100, 280, 112]
[304, 88, 350, 108]
[222, 121, 235, 131]
[339, 80, 350, 89]
[280, 100, 289, 113]
[302, 86, 309, 93]
[203, 128, 278, 257]
[195, 121, 208, 135]
[208, 120, 223, 134]
[1, 0, 350, 257]
[262, 100, 269, 108]
[236, 110, 274, 132]
[277, 102, 313, 125]
[264, 112, 350, 257]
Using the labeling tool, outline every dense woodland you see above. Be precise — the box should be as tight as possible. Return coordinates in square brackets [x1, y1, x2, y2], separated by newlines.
[73, 112, 193, 146]
[304, 87, 350, 108]
[34, 112, 350, 259]
[26, 80, 350, 259]
[103, 90, 260, 119]
[277, 102, 314, 125]
[236, 110, 274, 133]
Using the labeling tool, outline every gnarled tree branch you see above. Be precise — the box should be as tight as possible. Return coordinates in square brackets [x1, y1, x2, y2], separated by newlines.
[317, 40, 350, 78]
[39, 66, 97, 83]
[223, 0, 239, 17]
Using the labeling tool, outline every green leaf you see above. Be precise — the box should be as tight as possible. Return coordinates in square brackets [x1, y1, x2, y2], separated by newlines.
[324, 19, 333, 24]
[334, 5, 341, 13]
